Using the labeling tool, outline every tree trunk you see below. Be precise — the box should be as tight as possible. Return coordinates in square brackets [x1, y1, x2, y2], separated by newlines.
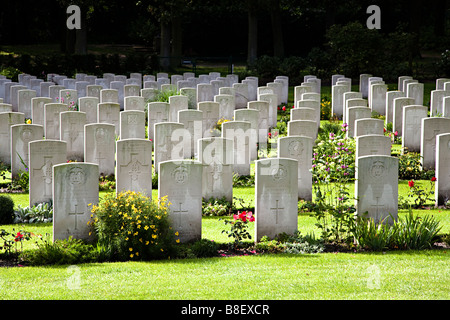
[247, 0, 258, 65]
[75, 11, 87, 55]
[171, 16, 182, 68]
[269, 0, 284, 58]
[160, 20, 171, 71]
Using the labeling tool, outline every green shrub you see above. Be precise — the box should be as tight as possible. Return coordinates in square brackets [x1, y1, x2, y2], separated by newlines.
[14, 202, 53, 223]
[202, 197, 231, 216]
[353, 211, 442, 251]
[89, 191, 177, 261]
[190, 239, 219, 258]
[22, 236, 104, 266]
[0, 195, 15, 225]
[397, 151, 434, 180]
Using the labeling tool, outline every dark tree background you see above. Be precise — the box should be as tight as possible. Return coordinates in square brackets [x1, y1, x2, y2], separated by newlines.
[0, 0, 449, 80]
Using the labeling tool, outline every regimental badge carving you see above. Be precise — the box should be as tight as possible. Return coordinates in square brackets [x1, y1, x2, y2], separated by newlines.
[172, 164, 188, 184]
[370, 160, 386, 179]
[288, 140, 303, 157]
[271, 164, 287, 182]
[68, 167, 85, 185]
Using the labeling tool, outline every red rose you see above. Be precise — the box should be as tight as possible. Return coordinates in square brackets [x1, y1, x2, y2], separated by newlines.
[408, 180, 414, 188]
[431, 177, 437, 182]
[282, 106, 286, 111]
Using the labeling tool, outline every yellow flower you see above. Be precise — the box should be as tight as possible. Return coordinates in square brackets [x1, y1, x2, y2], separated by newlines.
[176, 239, 180, 243]
[144, 225, 149, 230]
[175, 231, 179, 236]
[26, 119, 31, 124]
[130, 254, 134, 258]
[145, 241, 149, 245]
[152, 234, 157, 239]
[129, 248, 133, 251]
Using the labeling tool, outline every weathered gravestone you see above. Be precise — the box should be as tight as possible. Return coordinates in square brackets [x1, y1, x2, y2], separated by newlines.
[402, 105, 428, 153]
[84, 123, 116, 177]
[296, 100, 320, 128]
[436, 133, 450, 205]
[406, 82, 424, 106]
[198, 101, 220, 138]
[354, 118, 384, 137]
[355, 155, 398, 224]
[233, 83, 250, 109]
[331, 84, 350, 119]
[259, 93, 278, 128]
[278, 136, 313, 201]
[234, 109, 259, 161]
[17, 89, 36, 119]
[392, 97, 414, 136]
[31, 97, 52, 126]
[169, 95, 188, 122]
[198, 137, 234, 202]
[116, 138, 153, 197]
[124, 96, 145, 112]
[287, 120, 318, 142]
[44, 103, 67, 139]
[60, 111, 86, 162]
[355, 135, 391, 160]
[11, 124, 44, 178]
[78, 96, 99, 124]
[370, 83, 387, 115]
[248, 101, 269, 146]
[386, 91, 405, 126]
[53, 162, 99, 241]
[98, 102, 120, 136]
[148, 101, 169, 142]
[154, 122, 187, 173]
[214, 94, 235, 120]
[420, 117, 450, 170]
[120, 110, 146, 140]
[178, 109, 203, 158]
[29, 140, 67, 207]
[222, 121, 256, 176]
[158, 160, 203, 243]
[255, 158, 298, 241]
[346, 107, 372, 138]
[0, 112, 25, 165]
[344, 98, 368, 125]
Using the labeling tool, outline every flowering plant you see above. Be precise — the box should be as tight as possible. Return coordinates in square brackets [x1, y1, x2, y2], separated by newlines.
[406, 177, 436, 208]
[221, 211, 255, 249]
[89, 191, 177, 260]
[308, 123, 356, 243]
[0, 228, 31, 256]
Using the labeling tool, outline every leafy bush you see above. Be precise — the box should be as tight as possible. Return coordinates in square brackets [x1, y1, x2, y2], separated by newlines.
[353, 211, 442, 251]
[397, 151, 434, 180]
[190, 239, 219, 258]
[22, 236, 105, 266]
[89, 191, 177, 261]
[14, 202, 53, 223]
[436, 49, 450, 77]
[255, 232, 324, 254]
[0, 195, 15, 225]
[202, 197, 231, 216]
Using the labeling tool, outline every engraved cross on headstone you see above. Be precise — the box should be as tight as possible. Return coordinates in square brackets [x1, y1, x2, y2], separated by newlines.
[270, 200, 284, 225]
[371, 197, 384, 217]
[172, 202, 188, 231]
[68, 204, 84, 230]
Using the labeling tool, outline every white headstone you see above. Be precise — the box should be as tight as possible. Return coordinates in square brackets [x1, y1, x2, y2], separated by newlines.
[11, 124, 44, 178]
[198, 137, 234, 202]
[53, 162, 99, 241]
[178, 109, 203, 158]
[355, 155, 398, 224]
[406, 82, 424, 106]
[158, 160, 203, 243]
[31, 97, 52, 126]
[198, 101, 220, 138]
[78, 96, 99, 124]
[154, 122, 187, 173]
[120, 110, 146, 139]
[370, 83, 387, 115]
[148, 101, 170, 142]
[255, 158, 298, 240]
[392, 97, 414, 136]
[402, 105, 428, 153]
[346, 106, 372, 138]
[84, 123, 116, 177]
[386, 91, 406, 125]
[60, 111, 86, 162]
[420, 117, 450, 170]
[29, 140, 67, 206]
[116, 138, 153, 197]
[287, 120, 318, 142]
[44, 103, 67, 139]
[17, 89, 36, 119]
[354, 118, 384, 137]
[214, 94, 235, 120]
[436, 133, 450, 205]
[355, 135, 391, 159]
[0, 112, 25, 165]
[278, 136, 313, 201]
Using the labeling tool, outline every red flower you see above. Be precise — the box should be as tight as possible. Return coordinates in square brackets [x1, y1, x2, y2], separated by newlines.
[14, 232, 23, 242]
[268, 132, 272, 138]
[383, 127, 386, 133]
[408, 180, 414, 188]
[431, 177, 437, 182]
[394, 131, 398, 136]
[282, 106, 286, 111]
